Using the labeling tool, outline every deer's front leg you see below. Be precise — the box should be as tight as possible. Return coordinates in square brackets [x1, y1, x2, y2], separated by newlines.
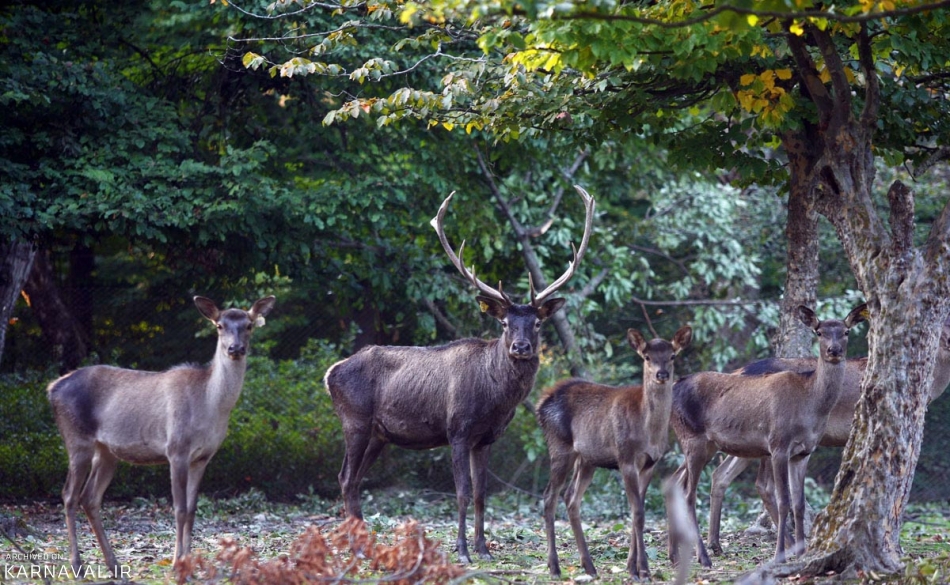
[450, 439, 474, 564]
[178, 456, 211, 560]
[470, 445, 493, 560]
[169, 456, 191, 562]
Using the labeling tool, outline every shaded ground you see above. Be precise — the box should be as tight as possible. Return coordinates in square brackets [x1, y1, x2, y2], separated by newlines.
[1, 489, 948, 584]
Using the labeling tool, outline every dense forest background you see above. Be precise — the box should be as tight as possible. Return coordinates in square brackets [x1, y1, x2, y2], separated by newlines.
[2, 0, 949, 510]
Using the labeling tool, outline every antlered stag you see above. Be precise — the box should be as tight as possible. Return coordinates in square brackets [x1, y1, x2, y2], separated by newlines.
[48, 295, 276, 577]
[703, 319, 950, 555]
[537, 325, 692, 579]
[324, 187, 594, 563]
[671, 303, 866, 567]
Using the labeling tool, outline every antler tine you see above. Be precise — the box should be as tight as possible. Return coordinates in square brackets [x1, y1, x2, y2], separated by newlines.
[532, 185, 595, 306]
[431, 192, 511, 304]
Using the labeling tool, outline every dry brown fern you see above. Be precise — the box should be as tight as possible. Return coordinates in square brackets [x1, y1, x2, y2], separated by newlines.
[175, 517, 465, 584]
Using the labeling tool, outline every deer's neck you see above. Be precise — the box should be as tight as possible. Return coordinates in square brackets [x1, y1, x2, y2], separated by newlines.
[815, 358, 846, 413]
[208, 352, 248, 415]
[643, 380, 674, 446]
[491, 339, 539, 404]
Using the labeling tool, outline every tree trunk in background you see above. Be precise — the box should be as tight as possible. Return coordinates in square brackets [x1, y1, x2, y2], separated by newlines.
[24, 249, 90, 373]
[68, 243, 95, 339]
[0, 239, 36, 369]
[777, 129, 821, 359]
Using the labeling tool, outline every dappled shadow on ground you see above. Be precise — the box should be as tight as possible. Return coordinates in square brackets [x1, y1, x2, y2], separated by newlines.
[2, 492, 947, 584]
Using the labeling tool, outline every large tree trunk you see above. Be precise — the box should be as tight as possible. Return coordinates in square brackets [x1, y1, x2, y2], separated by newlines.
[24, 249, 91, 373]
[0, 238, 37, 368]
[777, 22, 950, 577]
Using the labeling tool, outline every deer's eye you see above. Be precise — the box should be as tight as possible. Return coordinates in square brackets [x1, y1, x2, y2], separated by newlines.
[534, 320, 542, 330]
[643, 355, 651, 361]
[216, 324, 223, 330]
[247, 324, 254, 330]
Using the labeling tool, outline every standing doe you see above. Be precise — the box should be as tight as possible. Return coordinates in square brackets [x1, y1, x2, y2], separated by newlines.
[48, 295, 276, 577]
[703, 318, 950, 556]
[537, 325, 692, 580]
[324, 187, 594, 563]
[670, 303, 866, 567]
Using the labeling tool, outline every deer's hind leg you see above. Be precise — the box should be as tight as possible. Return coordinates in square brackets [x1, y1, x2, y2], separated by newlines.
[565, 461, 598, 577]
[62, 440, 95, 573]
[338, 423, 386, 520]
[80, 444, 120, 576]
[542, 444, 577, 577]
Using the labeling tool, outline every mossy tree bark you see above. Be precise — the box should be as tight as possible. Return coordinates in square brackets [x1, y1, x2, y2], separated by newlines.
[780, 22, 950, 577]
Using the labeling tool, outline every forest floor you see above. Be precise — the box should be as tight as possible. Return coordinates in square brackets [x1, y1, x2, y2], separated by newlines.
[1, 488, 948, 584]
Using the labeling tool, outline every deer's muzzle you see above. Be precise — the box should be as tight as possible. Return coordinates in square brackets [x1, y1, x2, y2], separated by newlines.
[509, 341, 534, 359]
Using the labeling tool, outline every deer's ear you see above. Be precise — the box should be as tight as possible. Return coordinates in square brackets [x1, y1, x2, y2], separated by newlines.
[249, 296, 277, 322]
[672, 326, 693, 354]
[194, 296, 220, 322]
[627, 329, 648, 353]
[476, 295, 509, 321]
[797, 306, 820, 330]
[536, 297, 566, 321]
[845, 303, 868, 329]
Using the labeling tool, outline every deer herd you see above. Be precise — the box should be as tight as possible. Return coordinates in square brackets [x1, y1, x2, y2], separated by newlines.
[47, 187, 948, 581]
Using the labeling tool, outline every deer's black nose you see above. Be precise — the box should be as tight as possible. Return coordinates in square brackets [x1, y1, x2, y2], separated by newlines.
[228, 344, 247, 358]
[656, 370, 670, 382]
[510, 341, 532, 357]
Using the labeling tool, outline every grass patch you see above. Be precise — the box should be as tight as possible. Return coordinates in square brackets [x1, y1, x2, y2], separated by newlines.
[3, 488, 948, 584]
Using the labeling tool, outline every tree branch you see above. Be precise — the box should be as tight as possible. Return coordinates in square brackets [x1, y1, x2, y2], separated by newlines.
[857, 23, 880, 129]
[533, 1, 950, 29]
[422, 298, 459, 337]
[912, 146, 950, 180]
[786, 32, 834, 125]
[524, 149, 589, 238]
[630, 296, 768, 307]
[810, 26, 852, 128]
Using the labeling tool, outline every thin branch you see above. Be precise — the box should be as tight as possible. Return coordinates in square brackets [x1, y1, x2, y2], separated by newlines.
[524, 150, 590, 238]
[576, 267, 608, 301]
[538, 1, 950, 29]
[636, 300, 659, 338]
[631, 296, 768, 307]
[912, 146, 950, 180]
[857, 23, 880, 128]
[629, 244, 691, 277]
[226, 0, 345, 20]
[422, 297, 459, 337]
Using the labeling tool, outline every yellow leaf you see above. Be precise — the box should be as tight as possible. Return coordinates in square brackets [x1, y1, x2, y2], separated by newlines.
[740, 74, 757, 86]
[789, 22, 804, 36]
[776, 69, 792, 80]
[747, 14, 759, 26]
[819, 68, 831, 84]
[737, 91, 755, 111]
[442, 122, 455, 131]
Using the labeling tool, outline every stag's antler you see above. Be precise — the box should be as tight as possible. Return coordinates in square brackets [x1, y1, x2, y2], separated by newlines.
[431, 185, 595, 307]
[431, 192, 512, 305]
[530, 185, 595, 307]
